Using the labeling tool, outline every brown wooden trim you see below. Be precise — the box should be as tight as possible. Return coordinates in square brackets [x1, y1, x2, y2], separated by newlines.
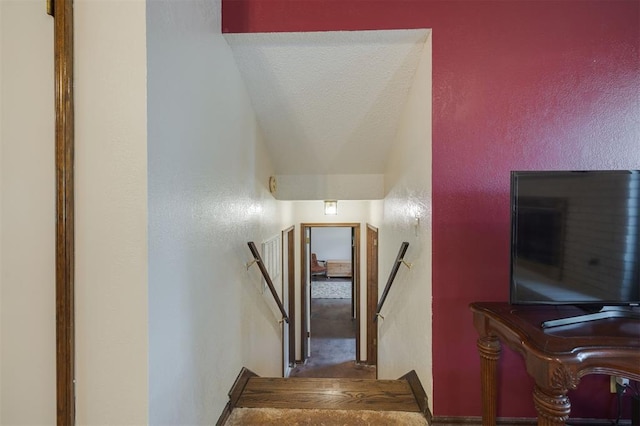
[286, 228, 295, 370]
[302, 222, 361, 228]
[216, 367, 259, 426]
[229, 368, 258, 410]
[366, 224, 378, 368]
[300, 226, 309, 361]
[366, 224, 378, 231]
[215, 402, 233, 426]
[400, 370, 432, 424]
[53, 1, 75, 425]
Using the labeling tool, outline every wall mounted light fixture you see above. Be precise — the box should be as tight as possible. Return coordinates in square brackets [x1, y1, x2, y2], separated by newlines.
[408, 204, 420, 237]
[324, 200, 338, 215]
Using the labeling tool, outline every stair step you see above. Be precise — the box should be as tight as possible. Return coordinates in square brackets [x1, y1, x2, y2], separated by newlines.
[236, 377, 420, 412]
[217, 368, 433, 426]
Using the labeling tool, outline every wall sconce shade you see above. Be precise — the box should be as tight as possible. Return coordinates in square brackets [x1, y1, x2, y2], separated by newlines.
[324, 200, 338, 215]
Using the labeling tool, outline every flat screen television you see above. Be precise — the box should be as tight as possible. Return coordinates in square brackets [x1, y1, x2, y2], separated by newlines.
[509, 170, 640, 327]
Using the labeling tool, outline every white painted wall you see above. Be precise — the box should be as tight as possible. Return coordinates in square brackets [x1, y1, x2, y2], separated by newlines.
[74, 0, 149, 424]
[378, 31, 432, 406]
[275, 174, 384, 200]
[0, 2, 56, 423]
[311, 227, 352, 260]
[147, 0, 286, 423]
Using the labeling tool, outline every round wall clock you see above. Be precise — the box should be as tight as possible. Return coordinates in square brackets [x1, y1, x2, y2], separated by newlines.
[268, 176, 277, 194]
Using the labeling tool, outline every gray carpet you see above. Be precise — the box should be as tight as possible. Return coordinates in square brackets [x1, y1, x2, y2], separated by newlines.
[225, 407, 428, 425]
[311, 280, 352, 298]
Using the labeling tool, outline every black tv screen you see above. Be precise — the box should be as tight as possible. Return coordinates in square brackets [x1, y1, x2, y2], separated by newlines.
[510, 170, 640, 307]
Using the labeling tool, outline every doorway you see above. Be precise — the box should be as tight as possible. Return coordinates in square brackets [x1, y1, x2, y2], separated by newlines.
[293, 223, 375, 378]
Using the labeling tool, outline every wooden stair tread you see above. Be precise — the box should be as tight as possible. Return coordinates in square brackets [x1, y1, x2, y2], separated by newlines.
[236, 377, 420, 412]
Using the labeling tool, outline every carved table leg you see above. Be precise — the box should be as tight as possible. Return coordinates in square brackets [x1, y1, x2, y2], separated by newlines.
[533, 385, 571, 426]
[477, 336, 501, 426]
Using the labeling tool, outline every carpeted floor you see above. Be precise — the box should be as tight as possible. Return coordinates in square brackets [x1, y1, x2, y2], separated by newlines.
[311, 280, 352, 298]
[225, 407, 428, 425]
[289, 297, 376, 379]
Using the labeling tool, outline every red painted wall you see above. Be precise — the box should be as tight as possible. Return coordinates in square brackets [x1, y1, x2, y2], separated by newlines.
[223, 0, 640, 419]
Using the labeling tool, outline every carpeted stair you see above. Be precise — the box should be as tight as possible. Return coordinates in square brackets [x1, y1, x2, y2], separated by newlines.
[217, 368, 432, 425]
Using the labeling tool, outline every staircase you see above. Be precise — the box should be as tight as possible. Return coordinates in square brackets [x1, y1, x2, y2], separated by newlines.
[217, 368, 433, 425]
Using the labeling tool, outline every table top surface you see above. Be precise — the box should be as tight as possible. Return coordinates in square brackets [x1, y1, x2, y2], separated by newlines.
[470, 302, 640, 353]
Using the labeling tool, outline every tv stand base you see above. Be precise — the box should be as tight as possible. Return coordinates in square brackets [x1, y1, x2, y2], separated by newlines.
[542, 306, 640, 329]
[471, 302, 640, 426]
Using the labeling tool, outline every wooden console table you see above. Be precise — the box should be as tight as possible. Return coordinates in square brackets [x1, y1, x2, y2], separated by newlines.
[470, 302, 640, 426]
[326, 260, 351, 278]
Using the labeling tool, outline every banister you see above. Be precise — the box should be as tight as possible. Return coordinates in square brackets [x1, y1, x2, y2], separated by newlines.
[374, 242, 410, 322]
[247, 242, 290, 324]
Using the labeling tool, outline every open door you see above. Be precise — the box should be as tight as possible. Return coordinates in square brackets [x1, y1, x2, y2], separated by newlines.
[286, 227, 296, 371]
[282, 226, 295, 376]
[352, 225, 361, 362]
[301, 223, 361, 364]
[301, 226, 312, 360]
[366, 224, 379, 369]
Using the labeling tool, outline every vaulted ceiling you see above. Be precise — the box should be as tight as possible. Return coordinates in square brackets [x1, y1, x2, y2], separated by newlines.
[224, 29, 429, 198]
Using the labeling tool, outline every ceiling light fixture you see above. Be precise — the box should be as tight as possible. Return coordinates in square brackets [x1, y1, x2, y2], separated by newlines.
[324, 200, 338, 215]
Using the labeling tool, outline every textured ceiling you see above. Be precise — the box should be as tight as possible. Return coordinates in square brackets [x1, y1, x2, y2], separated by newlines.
[224, 30, 429, 176]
